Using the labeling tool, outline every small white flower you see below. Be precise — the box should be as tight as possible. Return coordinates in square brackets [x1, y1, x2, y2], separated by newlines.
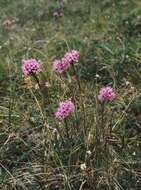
[132, 152, 136, 156]
[45, 81, 51, 87]
[86, 150, 91, 155]
[80, 163, 86, 170]
[125, 80, 130, 86]
[35, 83, 39, 90]
[95, 74, 100, 78]
[125, 21, 129, 25]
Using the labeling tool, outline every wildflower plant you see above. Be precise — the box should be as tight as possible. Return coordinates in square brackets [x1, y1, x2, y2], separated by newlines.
[20, 49, 123, 190]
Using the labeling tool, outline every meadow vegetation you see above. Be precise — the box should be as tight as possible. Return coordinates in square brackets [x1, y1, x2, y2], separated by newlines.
[0, 0, 141, 189]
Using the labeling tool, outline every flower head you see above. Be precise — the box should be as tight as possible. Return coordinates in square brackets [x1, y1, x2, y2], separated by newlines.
[80, 163, 86, 170]
[22, 59, 41, 76]
[64, 50, 80, 64]
[53, 11, 59, 17]
[98, 86, 116, 103]
[55, 100, 75, 120]
[53, 11, 63, 18]
[52, 58, 70, 74]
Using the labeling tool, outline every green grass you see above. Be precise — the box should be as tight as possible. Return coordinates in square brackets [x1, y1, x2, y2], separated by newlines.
[0, 0, 141, 189]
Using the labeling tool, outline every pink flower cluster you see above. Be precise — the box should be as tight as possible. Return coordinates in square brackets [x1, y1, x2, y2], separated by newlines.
[52, 58, 70, 74]
[53, 11, 63, 18]
[55, 100, 75, 120]
[98, 86, 116, 103]
[52, 50, 80, 74]
[22, 59, 41, 76]
[64, 50, 80, 64]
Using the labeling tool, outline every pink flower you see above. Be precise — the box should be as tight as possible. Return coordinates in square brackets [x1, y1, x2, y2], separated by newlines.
[98, 86, 116, 103]
[52, 58, 70, 74]
[53, 11, 60, 17]
[64, 50, 80, 64]
[55, 100, 75, 120]
[22, 59, 41, 76]
[53, 11, 63, 18]
[52, 50, 79, 74]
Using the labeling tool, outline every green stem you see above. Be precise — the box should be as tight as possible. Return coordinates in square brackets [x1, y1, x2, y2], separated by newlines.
[64, 118, 69, 139]
[100, 102, 105, 142]
[72, 63, 81, 91]
[71, 63, 86, 137]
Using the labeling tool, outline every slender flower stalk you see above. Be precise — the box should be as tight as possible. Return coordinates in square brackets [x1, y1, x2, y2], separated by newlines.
[71, 62, 81, 91]
[100, 102, 105, 142]
[71, 62, 86, 137]
[64, 118, 70, 139]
